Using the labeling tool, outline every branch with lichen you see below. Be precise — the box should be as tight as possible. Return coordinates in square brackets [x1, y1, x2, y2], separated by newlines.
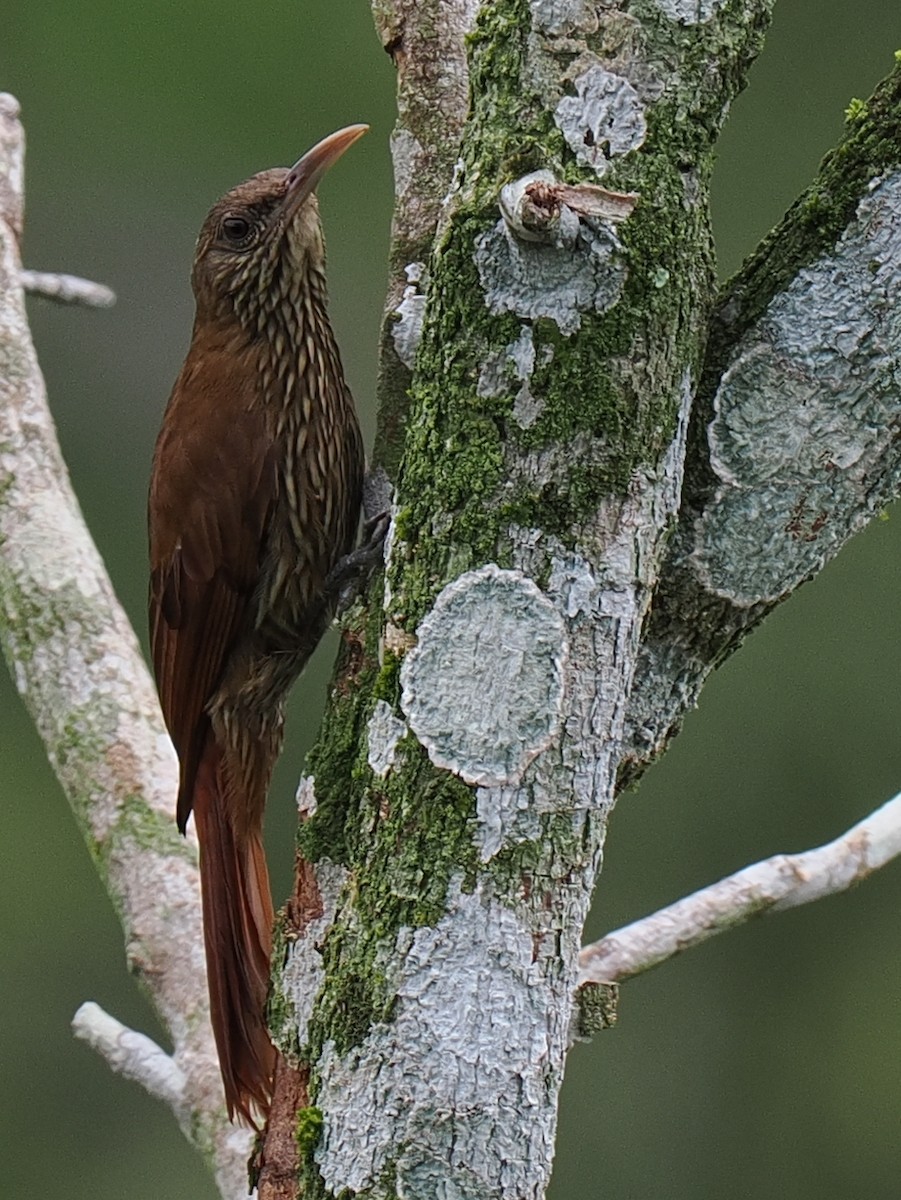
[369, 0, 481, 475]
[20, 267, 115, 306]
[622, 58, 901, 784]
[0, 93, 251, 1200]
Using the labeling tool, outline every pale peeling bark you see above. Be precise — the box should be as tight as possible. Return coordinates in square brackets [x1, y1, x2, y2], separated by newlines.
[0, 94, 252, 1200]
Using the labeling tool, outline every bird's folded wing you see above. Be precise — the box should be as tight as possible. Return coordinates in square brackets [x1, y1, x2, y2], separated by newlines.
[148, 342, 276, 829]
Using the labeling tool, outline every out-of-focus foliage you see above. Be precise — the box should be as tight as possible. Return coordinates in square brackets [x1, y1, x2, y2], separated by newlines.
[1, 3, 899, 1197]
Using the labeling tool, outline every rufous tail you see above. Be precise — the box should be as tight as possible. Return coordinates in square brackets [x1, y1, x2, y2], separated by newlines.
[192, 739, 276, 1125]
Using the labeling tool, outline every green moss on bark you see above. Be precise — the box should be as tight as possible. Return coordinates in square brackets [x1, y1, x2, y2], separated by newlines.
[710, 59, 901, 361]
[304, 738, 477, 1063]
[301, 608, 383, 866]
[111, 797, 192, 860]
[295, 1105, 324, 1157]
[292, 6, 778, 1187]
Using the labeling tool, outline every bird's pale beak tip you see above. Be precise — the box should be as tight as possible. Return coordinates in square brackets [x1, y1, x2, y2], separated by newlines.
[284, 124, 371, 203]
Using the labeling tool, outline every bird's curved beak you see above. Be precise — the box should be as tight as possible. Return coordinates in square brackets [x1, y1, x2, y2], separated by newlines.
[282, 124, 369, 219]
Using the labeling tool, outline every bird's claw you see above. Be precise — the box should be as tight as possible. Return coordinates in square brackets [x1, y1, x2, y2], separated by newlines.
[326, 511, 390, 614]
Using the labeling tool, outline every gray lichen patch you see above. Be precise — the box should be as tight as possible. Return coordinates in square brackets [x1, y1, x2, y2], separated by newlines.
[530, 0, 598, 36]
[391, 262, 427, 370]
[390, 129, 424, 204]
[474, 217, 626, 335]
[477, 328, 532, 399]
[366, 699, 408, 778]
[400, 565, 567, 787]
[554, 65, 647, 177]
[314, 879, 563, 1198]
[276, 859, 349, 1052]
[477, 326, 551, 429]
[694, 170, 901, 606]
[654, 0, 726, 24]
[296, 773, 318, 818]
[475, 783, 538, 862]
[512, 375, 549, 431]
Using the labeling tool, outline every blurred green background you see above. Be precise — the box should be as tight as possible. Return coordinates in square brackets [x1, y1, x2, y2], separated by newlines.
[2, 2, 900, 1197]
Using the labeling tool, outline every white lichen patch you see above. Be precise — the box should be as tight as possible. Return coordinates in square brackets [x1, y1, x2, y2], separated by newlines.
[315, 879, 565, 1198]
[400, 565, 567, 787]
[655, 0, 726, 24]
[391, 261, 427, 369]
[9, 487, 104, 598]
[512, 372, 550, 430]
[469, 547, 615, 863]
[694, 170, 901, 605]
[474, 217, 626, 335]
[475, 783, 540, 862]
[277, 859, 349, 1050]
[366, 700, 408, 778]
[530, 0, 598, 35]
[295, 773, 317, 818]
[477, 326, 551, 428]
[505, 324, 537, 383]
[390, 127, 424, 202]
[554, 65, 646, 176]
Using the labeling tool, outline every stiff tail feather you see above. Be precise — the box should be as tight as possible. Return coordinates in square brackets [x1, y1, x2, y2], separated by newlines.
[192, 739, 276, 1125]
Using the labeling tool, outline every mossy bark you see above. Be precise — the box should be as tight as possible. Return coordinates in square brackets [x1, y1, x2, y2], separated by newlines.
[260, 4, 780, 1198]
[622, 58, 901, 785]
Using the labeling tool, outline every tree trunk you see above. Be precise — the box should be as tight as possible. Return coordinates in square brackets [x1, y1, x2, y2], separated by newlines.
[262, 3, 780, 1196]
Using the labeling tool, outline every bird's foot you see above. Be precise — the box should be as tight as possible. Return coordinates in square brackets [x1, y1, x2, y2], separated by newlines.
[326, 511, 390, 614]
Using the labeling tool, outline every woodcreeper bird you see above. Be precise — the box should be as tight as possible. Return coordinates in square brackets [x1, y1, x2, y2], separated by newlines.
[148, 126, 367, 1123]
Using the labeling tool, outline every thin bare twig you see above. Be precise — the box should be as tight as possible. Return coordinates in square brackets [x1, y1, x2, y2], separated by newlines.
[72, 1003, 187, 1112]
[579, 791, 901, 985]
[21, 267, 115, 307]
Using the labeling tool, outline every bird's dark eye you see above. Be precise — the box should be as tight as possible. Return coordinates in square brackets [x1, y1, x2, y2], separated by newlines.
[220, 215, 252, 244]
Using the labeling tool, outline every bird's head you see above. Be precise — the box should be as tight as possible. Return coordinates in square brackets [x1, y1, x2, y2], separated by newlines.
[190, 124, 368, 329]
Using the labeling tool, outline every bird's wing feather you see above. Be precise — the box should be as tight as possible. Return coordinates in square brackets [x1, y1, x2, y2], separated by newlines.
[148, 341, 275, 829]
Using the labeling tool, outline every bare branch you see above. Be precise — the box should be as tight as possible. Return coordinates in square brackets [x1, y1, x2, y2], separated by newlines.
[579, 791, 901, 986]
[20, 268, 115, 307]
[0, 92, 249, 1200]
[72, 1002, 187, 1112]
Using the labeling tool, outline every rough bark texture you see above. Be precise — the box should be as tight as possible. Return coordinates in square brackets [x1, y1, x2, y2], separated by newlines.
[621, 63, 901, 782]
[371, 0, 481, 474]
[262, 4, 819, 1198]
